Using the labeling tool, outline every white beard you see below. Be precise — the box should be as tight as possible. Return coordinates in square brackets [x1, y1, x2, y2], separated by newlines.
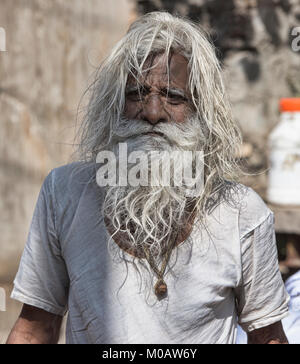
[101, 115, 206, 264]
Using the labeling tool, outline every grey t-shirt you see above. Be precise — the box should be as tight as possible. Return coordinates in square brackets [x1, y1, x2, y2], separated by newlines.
[11, 162, 290, 344]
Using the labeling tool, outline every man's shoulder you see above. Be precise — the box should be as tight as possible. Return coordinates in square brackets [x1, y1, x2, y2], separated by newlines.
[235, 183, 270, 214]
[45, 161, 98, 200]
[233, 183, 273, 238]
[51, 161, 96, 179]
[49, 161, 96, 183]
[215, 182, 269, 213]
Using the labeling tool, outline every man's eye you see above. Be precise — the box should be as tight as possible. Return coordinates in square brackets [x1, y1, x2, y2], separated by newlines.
[165, 93, 186, 104]
[126, 89, 148, 101]
[126, 90, 140, 101]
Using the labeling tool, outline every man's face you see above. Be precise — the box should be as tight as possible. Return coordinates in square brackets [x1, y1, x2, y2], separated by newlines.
[124, 53, 191, 125]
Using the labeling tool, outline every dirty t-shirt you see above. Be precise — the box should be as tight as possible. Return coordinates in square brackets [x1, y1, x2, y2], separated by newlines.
[11, 162, 290, 344]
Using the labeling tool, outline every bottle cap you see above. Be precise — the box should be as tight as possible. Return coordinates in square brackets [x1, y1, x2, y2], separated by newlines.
[280, 98, 300, 112]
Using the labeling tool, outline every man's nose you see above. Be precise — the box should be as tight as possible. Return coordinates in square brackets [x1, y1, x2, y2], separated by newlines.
[140, 94, 168, 125]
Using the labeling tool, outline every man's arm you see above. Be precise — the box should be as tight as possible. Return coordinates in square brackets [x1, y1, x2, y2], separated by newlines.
[6, 304, 63, 344]
[247, 321, 288, 344]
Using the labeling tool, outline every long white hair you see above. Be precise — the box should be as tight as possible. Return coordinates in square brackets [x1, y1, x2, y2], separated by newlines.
[75, 11, 242, 208]
[77, 12, 241, 240]
[74, 12, 243, 298]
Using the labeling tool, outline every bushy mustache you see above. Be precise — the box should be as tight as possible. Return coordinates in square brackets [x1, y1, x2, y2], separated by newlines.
[110, 116, 206, 151]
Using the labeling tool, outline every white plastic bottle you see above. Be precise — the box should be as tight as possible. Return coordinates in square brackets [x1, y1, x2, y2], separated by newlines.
[267, 98, 300, 206]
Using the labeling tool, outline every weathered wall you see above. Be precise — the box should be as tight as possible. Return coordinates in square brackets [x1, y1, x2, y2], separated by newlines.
[0, 0, 134, 282]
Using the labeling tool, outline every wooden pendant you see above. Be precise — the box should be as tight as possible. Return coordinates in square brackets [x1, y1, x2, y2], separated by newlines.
[154, 279, 168, 299]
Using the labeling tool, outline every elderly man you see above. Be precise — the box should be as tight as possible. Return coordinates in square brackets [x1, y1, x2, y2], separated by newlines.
[7, 12, 289, 344]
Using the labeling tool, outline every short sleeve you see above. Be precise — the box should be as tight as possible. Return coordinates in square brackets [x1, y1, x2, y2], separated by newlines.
[10, 170, 69, 316]
[235, 211, 290, 332]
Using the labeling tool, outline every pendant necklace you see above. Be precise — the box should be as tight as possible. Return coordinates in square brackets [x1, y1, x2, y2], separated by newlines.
[142, 230, 179, 300]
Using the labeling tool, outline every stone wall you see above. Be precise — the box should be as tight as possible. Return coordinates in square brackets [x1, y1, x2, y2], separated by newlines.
[0, 0, 133, 282]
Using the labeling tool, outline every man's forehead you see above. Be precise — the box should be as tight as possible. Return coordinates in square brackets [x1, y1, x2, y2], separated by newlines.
[127, 52, 189, 89]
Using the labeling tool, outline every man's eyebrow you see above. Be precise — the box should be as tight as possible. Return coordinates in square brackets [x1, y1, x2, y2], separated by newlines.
[165, 87, 187, 97]
[125, 84, 150, 93]
[161, 87, 188, 100]
[125, 85, 188, 99]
